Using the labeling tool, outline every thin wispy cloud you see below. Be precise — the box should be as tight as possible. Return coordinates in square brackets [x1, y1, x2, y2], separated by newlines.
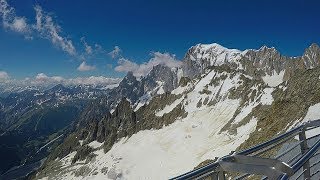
[34, 5, 76, 56]
[0, 0, 126, 72]
[11, 17, 29, 33]
[77, 61, 96, 71]
[0, 0, 32, 37]
[108, 46, 122, 59]
[79, 37, 108, 62]
[115, 52, 181, 77]
[1, 0, 77, 56]
[81, 37, 93, 55]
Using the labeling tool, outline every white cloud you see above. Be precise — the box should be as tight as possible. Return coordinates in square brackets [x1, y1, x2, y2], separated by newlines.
[34, 5, 76, 56]
[115, 52, 182, 77]
[114, 58, 139, 74]
[81, 37, 93, 54]
[0, 0, 31, 35]
[35, 73, 63, 83]
[108, 46, 122, 59]
[1, 1, 76, 54]
[77, 61, 96, 71]
[11, 17, 28, 33]
[35, 72, 48, 81]
[1, 1, 113, 59]
[0, 71, 9, 81]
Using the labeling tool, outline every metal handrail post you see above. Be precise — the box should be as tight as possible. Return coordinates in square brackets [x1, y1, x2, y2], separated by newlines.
[217, 171, 225, 180]
[298, 127, 311, 179]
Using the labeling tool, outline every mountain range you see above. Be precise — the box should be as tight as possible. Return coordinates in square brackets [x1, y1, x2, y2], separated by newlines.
[2, 42, 320, 179]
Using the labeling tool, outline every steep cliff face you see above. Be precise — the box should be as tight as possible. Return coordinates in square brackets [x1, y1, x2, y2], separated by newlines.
[241, 46, 286, 76]
[142, 64, 180, 93]
[302, 43, 320, 68]
[100, 64, 181, 112]
[34, 43, 320, 180]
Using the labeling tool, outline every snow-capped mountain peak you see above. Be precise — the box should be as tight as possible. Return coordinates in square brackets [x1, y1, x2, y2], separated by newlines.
[182, 43, 244, 77]
[188, 43, 243, 64]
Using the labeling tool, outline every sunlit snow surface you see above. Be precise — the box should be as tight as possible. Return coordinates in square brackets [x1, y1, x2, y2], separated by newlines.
[302, 103, 320, 138]
[192, 43, 244, 69]
[262, 71, 285, 87]
[260, 88, 274, 105]
[55, 99, 257, 180]
[40, 70, 261, 180]
[155, 97, 184, 117]
[288, 103, 320, 139]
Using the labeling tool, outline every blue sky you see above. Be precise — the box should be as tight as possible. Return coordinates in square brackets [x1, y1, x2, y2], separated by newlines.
[0, 0, 320, 80]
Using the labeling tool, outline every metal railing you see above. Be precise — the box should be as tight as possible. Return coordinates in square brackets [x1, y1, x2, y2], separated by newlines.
[171, 119, 320, 180]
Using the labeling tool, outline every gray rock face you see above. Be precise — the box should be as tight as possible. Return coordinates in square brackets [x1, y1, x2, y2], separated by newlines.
[109, 71, 144, 105]
[281, 43, 320, 80]
[241, 46, 287, 76]
[302, 43, 320, 68]
[106, 65, 180, 109]
[142, 64, 179, 93]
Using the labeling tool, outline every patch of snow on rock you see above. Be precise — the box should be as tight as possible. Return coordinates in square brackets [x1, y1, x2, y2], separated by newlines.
[260, 88, 274, 105]
[88, 141, 103, 149]
[303, 103, 320, 122]
[157, 86, 165, 94]
[233, 102, 256, 124]
[156, 97, 184, 117]
[262, 71, 285, 87]
[171, 85, 190, 95]
[290, 103, 320, 138]
[134, 93, 152, 111]
[59, 151, 77, 169]
[236, 117, 258, 140]
[302, 103, 320, 138]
